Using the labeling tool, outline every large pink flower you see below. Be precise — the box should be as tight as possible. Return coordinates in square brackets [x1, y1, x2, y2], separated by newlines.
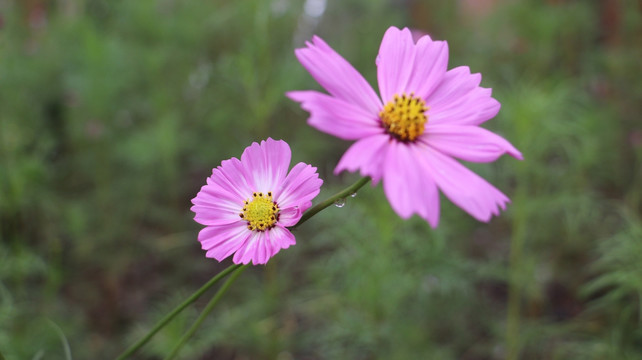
[191, 138, 323, 265]
[287, 26, 522, 227]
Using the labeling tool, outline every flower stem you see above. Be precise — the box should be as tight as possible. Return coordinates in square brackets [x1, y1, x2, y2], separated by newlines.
[116, 264, 242, 360]
[163, 264, 249, 360]
[292, 176, 371, 229]
[117, 177, 370, 359]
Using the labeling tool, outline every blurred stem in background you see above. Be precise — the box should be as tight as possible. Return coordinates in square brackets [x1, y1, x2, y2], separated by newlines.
[505, 109, 532, 360]
[506, 189, 527, 360]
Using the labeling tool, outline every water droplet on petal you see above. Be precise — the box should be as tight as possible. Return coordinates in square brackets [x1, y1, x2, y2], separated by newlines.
[334, 198, 346, 208]
[350, 192, 357, 198]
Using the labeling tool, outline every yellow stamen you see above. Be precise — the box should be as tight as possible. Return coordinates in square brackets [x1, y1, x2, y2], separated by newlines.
[240, 191, 279, 231]
[380, 93, 428, 141]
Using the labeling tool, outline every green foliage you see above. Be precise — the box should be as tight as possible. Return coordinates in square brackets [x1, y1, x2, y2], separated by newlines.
[1, 0, 640, 358]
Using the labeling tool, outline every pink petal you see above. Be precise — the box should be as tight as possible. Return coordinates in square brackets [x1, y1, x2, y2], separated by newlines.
[277, 206, 302, 227]
[191, 158, 252, 226]
[426, 66, 500, 126]
[287, 90, 382, 140]
[199, 223, 251, 262]
[232, 231, 265, 265]
[241, 138, 291, 194]
[276, 162, 323, 212]
[294, 36, 382, 115]
[409, 145, 441, 227]
[377, 27, 416, 102]
[382, 140, 440, 227]
[425, 66, 480, 106]
[420, 145, 510, 222]
[191, 181, 243, 222]
[334, 134, 391, 184]
[269, 225, 296, 251]
[191, 182, 239, 210]
[206, 158, 253, 202]
[422, 124, 523, 162]
[406, 34, 448, 100]
[191, 203, 242, 226]
[232, 226, 296, 265]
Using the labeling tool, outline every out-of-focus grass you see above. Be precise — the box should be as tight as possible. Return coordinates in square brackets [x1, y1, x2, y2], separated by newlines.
[0, 0, 640, 359]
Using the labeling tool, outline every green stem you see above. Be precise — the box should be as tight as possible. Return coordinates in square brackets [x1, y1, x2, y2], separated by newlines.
[164, 265, 249, 360]
[116, 264, 241, 360]
[292, 177, 371, 229]
[117, 177, 370, 359]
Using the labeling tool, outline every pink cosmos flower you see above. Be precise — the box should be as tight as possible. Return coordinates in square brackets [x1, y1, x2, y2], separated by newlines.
[287, 26, 522, 227]
[191, 138, 323, 265]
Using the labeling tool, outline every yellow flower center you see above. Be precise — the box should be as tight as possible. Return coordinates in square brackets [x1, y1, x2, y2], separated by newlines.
[380, 93, 429, 141]
[240, 191, 279, 231]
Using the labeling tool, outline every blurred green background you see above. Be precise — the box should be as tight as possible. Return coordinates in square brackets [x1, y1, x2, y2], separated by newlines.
[1, 0, 641, 359]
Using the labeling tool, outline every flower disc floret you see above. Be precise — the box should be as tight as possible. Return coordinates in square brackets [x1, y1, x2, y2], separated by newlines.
[191, 138, 323, 265]
[380, 93, 428, 141]
[241, 192, 279, 231]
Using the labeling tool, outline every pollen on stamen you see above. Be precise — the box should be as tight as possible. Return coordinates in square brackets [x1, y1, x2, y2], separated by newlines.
[380, 92, 429, 142]
[240, 191, 280, 232]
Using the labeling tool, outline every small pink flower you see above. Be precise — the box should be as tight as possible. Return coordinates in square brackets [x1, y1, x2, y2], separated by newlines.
[288, 26, 522, 227]
[191, 138, 323, 265]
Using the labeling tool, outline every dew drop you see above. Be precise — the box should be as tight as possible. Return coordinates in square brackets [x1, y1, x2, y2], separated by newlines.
[350, 192, 357, 198]
[334, 198, 346, 208]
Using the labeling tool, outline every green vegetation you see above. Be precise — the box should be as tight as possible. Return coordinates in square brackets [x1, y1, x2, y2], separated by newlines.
[1, 0, 640, 358]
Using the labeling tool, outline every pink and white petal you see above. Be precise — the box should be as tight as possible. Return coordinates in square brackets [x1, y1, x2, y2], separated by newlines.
[191, 181, 243, 214]
[409, 144, 441, 227]
[298, 201, 312, 213]
[377, 27, 416, 102]
[191, 165, 251, 226]
[253, 231, 271, 265]
[406, 34, 449, 100]
[276, 162, 323, 211]
[429, 90, 500, 126]
[422, 124, 523, 162]
[232, 231, 265, 265]
[202, 158, 253, 203]
[382, 141, 440, 227]
[295, 36, 382, 114]
[267, 225, 296, 254]
[426, 66, 500, 126]
[287, 91, 382, 140]
[199, 223, 251, 262]
[334, 134, 391, 184]
[241, 138, 291, 194]
[277, 206, 302, 227]
[231, 226, 295, 265]
[420, 145, 510, 222]
[191, 202, 242, 226]
[425, 66, 480, 107]
[240, 226, 294, 265]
